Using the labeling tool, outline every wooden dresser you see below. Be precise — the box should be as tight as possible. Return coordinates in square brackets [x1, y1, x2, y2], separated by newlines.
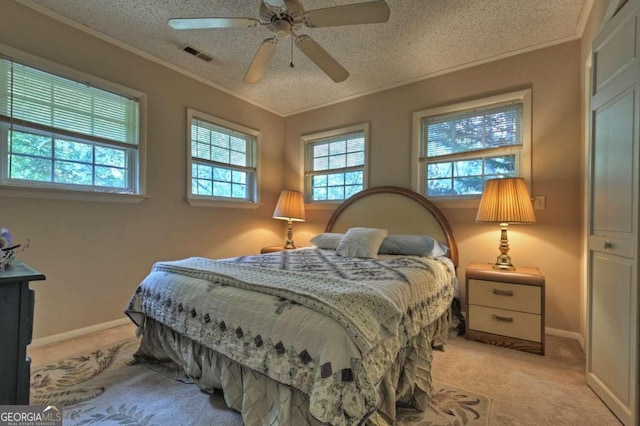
[465, 263, 545, 355]
[0, 262, 45, 404]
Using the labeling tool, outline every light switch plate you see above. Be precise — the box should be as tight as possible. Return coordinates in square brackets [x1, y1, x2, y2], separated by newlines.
[533, 195, 546, 210]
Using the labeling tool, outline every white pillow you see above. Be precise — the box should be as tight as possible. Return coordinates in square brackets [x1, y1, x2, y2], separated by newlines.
[336, 227, 388, 258]
[310, 233, 344, 250]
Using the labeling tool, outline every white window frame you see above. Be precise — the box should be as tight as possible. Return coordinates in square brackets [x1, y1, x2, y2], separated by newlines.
[411, 89, 531, 207]
[0, 44, 147, 204]
[186, 108, 260, 208]
[301, 123, 369, 205]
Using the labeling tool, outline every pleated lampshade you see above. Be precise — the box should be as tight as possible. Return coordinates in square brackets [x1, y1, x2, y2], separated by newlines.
[273, 190, 306, 222]
[476, 178, 536, 224]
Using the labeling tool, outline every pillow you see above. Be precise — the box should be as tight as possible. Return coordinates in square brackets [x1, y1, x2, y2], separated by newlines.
[310, 233, 344, 250]
[378, 234, 449, 257]
[335, 227, 388, 258]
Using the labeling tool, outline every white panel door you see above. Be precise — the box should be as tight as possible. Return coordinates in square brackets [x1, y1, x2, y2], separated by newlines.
[587, 2, 639, 425]
[589, 253, 633, 410]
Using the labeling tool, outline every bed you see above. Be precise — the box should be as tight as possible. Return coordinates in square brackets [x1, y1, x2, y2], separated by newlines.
[125, 186, 459, 426]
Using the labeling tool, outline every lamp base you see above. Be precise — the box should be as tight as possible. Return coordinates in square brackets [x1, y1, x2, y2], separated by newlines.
[493, 223, 515, 271]
[282, 219, 296, 250]
[493, 257, 515, 271]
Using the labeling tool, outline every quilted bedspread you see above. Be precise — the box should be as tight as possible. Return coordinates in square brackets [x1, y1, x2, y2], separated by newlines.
[125, 248, 455, 426]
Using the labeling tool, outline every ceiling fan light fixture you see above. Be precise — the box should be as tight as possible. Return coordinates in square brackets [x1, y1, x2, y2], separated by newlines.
[273, 19, 292, 38]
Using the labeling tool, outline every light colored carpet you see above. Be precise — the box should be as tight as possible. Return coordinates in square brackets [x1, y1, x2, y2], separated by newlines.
[430, 336, 621, 425]
[31, 339, 243, 426]
[29, 324, 620, 425]
[30, 332, 490, 426]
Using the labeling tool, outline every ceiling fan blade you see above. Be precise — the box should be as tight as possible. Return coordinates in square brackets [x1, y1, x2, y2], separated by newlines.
[303, 0, 390, 28]
[263, 0, 286, 10]
[244, 39, 279, 84]
[168, 17, 260, 30]
[295, 35, 349, 83]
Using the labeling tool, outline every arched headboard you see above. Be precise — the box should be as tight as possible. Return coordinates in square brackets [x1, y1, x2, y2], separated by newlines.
[325, 186, 458, 267]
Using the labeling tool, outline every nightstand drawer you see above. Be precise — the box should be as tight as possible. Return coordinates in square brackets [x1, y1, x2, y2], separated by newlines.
[468, 279, 541, 314]
[468, 305, 541, 342]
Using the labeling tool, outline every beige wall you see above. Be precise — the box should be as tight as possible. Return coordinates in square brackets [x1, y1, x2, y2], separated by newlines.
[284, 41, 584, 333]
[1, 0, 597, 339]
[0, 1, 285, 339]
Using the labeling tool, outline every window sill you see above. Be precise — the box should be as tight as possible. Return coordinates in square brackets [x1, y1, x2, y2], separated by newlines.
[305, 202, 342, 211]
[431, 198, 481, 209]
[186, 197, 261, 209]
[0, 186, 148, 203]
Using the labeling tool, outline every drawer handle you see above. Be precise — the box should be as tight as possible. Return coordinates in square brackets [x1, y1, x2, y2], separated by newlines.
[492, 288, 514, 297]
[603, 241, 613, 250]
[492, 314, 514, 323]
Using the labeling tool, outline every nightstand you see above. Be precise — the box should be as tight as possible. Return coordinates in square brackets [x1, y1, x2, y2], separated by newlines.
[465, 263, 545, 355]
[261, 246, 309, 254]
[260, 246, 290, 254]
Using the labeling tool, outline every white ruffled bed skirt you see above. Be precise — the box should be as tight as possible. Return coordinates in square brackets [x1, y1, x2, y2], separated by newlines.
[133, 312, 450, 426]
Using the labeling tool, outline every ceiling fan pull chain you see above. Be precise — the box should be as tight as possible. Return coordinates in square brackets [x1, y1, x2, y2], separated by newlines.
[290, 36, 295, 68]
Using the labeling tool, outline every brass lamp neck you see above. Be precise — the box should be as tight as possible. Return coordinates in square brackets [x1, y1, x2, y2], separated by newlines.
[283, 218, 296, 249]
[494, 222, 515, 270]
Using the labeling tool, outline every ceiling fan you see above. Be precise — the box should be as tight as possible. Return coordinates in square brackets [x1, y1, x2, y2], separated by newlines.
[168, 0, 391, 84]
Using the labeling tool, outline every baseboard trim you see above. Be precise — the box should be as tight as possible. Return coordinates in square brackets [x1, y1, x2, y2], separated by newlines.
[35, 319, 582, 353]
[546, 327, 585, 351]
[30, 317, 131, 348]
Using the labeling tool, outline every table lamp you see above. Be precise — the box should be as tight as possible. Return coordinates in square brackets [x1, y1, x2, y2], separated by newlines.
[475, 177, 536, 270]
[273, 190, 306, 249]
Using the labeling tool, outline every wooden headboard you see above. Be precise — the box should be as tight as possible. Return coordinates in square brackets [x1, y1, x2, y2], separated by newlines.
[325, 186, 458, 267]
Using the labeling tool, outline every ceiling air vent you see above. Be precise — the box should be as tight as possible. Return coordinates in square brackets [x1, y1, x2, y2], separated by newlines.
[181, 45, 214, 62]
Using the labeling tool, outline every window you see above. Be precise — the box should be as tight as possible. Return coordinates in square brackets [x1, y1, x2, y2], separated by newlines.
[187, 109, 259, 206]
[0, 53, 144, 199]
[412, 89, 531, 201]
[303, 123, 368, 203]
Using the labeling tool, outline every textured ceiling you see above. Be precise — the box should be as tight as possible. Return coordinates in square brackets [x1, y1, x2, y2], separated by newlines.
[16, 0, 588, 116]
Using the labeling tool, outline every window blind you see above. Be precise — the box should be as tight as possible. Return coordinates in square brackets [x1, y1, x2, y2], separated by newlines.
[191, 118, 254, 168]
[0, 57, 139, 146]
[422, 102, 523, 159]
[310, 131, 365, 172]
